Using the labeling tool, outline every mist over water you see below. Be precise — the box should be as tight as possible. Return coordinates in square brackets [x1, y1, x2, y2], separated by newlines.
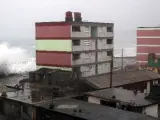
[114, 44, 136, 57]
[0, 42, 36, 75]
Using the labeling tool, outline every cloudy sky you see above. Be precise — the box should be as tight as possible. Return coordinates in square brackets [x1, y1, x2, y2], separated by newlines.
[0, 0, 160, 46]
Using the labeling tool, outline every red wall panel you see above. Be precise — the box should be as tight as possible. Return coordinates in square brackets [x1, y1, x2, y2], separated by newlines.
[137, 38, 160, 45]
[136, 54, 148, 61]
[137, 30, 160, 37]
[36, 51, 71, 67]
[137, 46, 160, 53]
[36, 25, 71, 39]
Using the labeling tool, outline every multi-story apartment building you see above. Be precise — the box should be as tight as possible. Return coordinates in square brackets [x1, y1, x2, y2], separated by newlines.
[35, 12, 114, 77]
[137, 27, 160, 66]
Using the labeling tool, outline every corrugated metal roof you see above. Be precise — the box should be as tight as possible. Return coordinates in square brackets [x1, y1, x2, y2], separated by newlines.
[85, 70, 160, 89]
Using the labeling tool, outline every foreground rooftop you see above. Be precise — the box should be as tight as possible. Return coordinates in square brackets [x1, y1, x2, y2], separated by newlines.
[37, 98, 157, 120]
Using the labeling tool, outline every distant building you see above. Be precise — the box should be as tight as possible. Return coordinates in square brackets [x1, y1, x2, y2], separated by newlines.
[35, 11, 114, 77]
[137, 27, 160, 66]
[85, 88, 159, 118]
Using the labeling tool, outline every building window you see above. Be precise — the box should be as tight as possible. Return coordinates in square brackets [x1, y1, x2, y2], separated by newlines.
[72, 40, 80, 46]
[107, 39, 113, 44]
[73, 53, 80, 60]
[72, 26, 81, 32]
[107, 27, 113, 32]
[107, 50, 113, 56]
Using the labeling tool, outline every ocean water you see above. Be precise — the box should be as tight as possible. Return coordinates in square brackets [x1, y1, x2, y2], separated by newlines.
[0, 42, 136, 75]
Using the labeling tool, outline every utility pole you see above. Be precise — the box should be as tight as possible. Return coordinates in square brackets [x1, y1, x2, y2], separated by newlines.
[122, 48, 124, 71]
[110, 49, 113, 88]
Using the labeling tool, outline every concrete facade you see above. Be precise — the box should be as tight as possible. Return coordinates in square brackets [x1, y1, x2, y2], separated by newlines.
[98, 51, 111, 62]
[98, 62, 110, 74]
[72, 39, 96, 51]
[80, 65, 96, 77]
[97, 39, 113, 50]
[72, 52, 96, 65]
[71, 26, 91, 38]
[71, 23, 114, 77]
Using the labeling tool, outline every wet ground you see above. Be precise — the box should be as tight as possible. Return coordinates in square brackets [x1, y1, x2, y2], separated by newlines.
[0, 74, 54, 104]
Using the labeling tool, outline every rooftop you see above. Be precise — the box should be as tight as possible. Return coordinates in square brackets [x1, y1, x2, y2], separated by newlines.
[36, 21, 114, 27]
[37, 98, 157, 120]
[85, 88, 158, 107]
[138, 26, 160, 29]
[85, 70, 160, 89]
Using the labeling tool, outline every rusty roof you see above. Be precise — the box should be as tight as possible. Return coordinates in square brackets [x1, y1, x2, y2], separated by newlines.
[85, 70, 160, 89]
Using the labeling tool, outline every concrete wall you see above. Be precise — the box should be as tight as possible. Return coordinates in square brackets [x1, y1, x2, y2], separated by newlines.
[3, 100, 21, 118]
[72, 52, 95, 65]
[72, 40, 96, 51]
[97, 27, 113, 37]
[98, 51, 111, 62]
[3, 100, 35, 120]
[107, 32, 114, 37]
[97, 39, 113, 50]
[98, 62, 110, 74]
[71, 26, 91, 37]
[88, 96, 100, 104]
[97, 27, 108, 37]
[147, 81, 150, 94]
[80, 65, 96, 77]
[142, 104, 158, 118]
[21, 104, 35, 120]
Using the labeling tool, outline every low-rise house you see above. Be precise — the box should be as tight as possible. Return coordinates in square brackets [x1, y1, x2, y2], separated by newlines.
[85, 88, 159, 118]
[85, 70, 160, 94]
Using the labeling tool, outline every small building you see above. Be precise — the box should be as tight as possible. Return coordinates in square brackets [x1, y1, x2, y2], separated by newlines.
[35, 11, 114, 78]
[85, 88, 159, 118]
[85, 70, 160, 94]
[36, 98, 157, 120]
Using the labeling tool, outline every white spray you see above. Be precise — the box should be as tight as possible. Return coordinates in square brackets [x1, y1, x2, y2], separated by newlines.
[0, 42, 36, 75]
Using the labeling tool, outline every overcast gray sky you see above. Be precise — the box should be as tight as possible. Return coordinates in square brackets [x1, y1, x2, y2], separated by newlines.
[0, 0, 160, 46]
